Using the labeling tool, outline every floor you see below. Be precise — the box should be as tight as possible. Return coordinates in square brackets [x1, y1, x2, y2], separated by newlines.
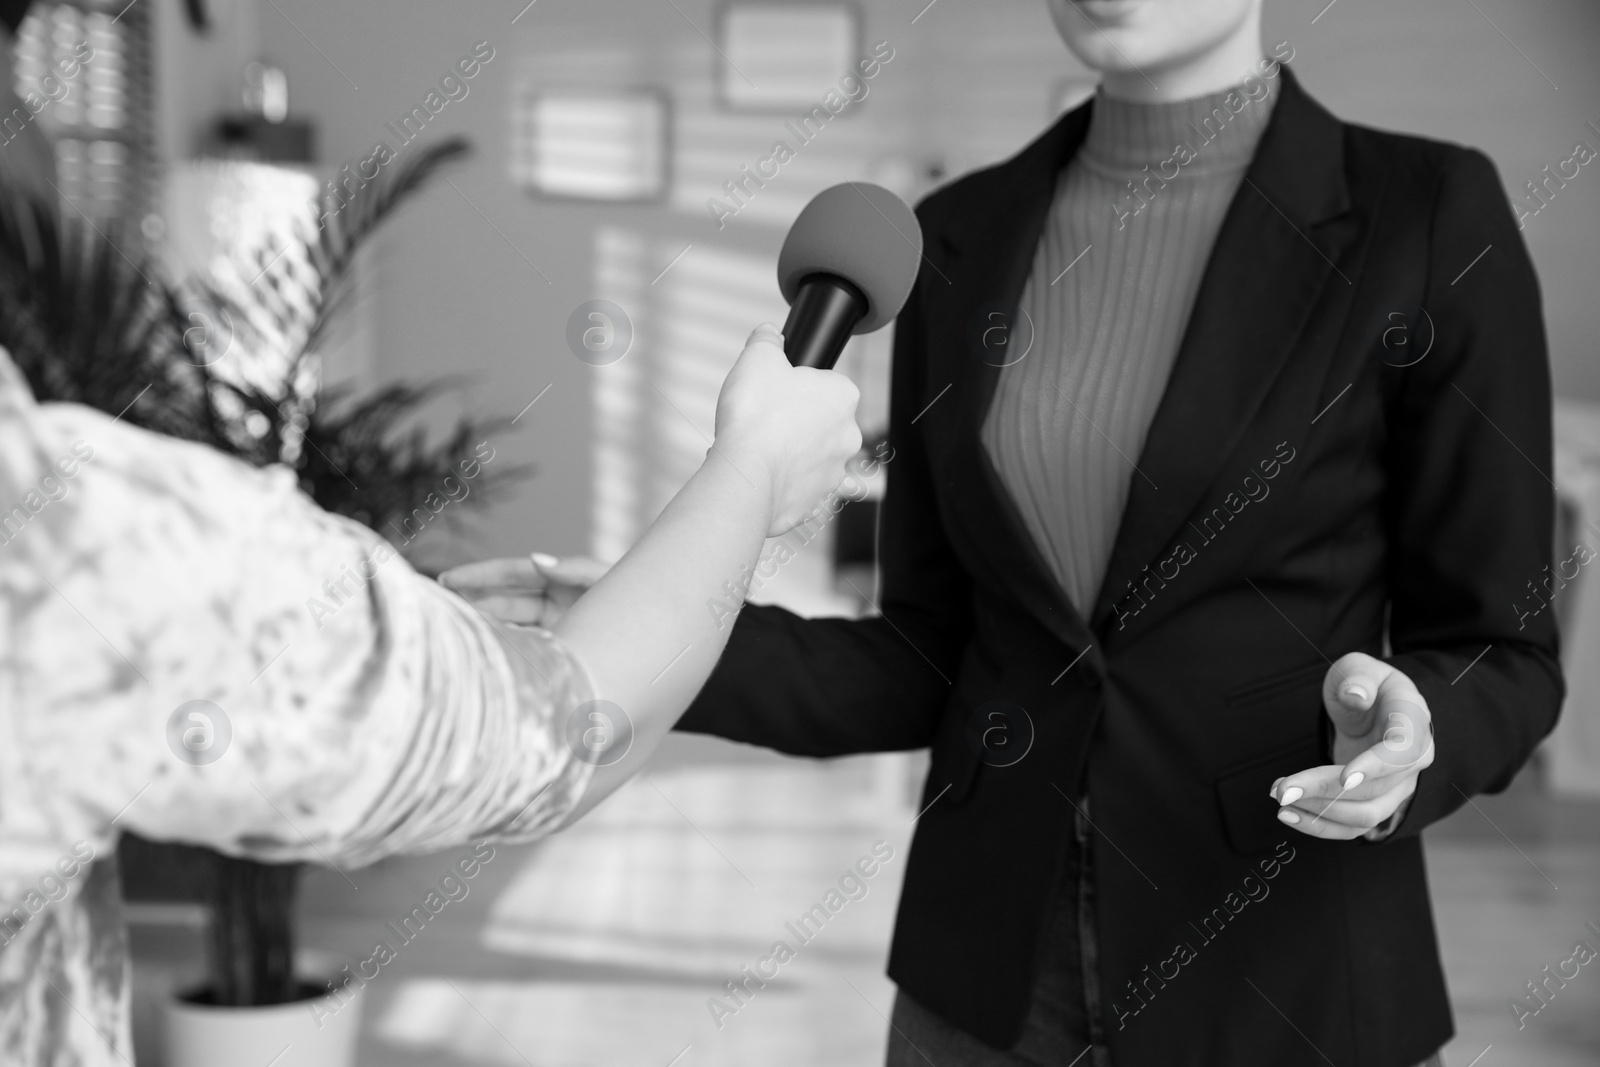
[1423, 766, 1600, 1067]
[127, 741, 1600, 1067]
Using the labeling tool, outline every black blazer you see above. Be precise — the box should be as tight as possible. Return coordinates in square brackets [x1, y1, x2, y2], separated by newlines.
[677, 67, 1562, 1067]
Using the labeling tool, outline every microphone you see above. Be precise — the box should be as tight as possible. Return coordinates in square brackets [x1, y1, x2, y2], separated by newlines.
[776, 182, 924, 370]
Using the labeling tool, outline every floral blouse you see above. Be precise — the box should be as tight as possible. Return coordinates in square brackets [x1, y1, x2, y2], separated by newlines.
[0, 349, 595, 1065]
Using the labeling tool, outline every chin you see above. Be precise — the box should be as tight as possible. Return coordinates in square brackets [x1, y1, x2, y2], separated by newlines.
[1049, 0, 1258, 78]
[1054, 1, 1175, 72]
[1059, 29, 1179, 77]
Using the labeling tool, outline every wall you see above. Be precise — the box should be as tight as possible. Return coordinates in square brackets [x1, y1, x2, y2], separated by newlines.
[1263, 0, 1600, 397]
[153, 0, 1600, 564]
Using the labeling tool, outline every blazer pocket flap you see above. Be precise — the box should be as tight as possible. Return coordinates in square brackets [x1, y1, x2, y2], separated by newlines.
[1215, 737, 1323, 855]
[1224, 660, 1328, 713]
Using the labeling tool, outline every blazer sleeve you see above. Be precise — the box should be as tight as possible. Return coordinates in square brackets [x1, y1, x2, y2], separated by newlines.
[1381, 146, 1565, 839]
[674, 213, 973, 756]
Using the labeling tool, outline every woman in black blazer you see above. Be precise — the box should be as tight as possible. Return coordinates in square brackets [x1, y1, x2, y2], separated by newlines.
[468, 1, 1562, 1064]
[680, 4, 1560, 1064]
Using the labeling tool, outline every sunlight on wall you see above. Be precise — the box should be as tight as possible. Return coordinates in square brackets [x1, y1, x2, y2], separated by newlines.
[512, 90, 668, 201]
[720, 3, 856, 109]
[669, 105, 889, 230]
[589, 230, 787, 560]
[589, 225, 648, 563]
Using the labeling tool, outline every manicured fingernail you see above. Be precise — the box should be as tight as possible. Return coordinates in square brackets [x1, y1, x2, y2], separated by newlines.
[1277, 809, 1300, 825]
[1268, 777, 1284, 799]
[530, 552, 558, 568]
[1279, 786, 1303, 806]
[1342, 684, 1369, 704]
[1343, 771, 1364, 790]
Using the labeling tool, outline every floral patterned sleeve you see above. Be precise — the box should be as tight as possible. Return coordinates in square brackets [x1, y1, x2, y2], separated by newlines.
[0, 350, 595, 893]
[0, 349, 597, 1065]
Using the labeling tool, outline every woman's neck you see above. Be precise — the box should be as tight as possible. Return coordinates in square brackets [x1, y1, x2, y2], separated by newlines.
[1099, 11, 1266, 103]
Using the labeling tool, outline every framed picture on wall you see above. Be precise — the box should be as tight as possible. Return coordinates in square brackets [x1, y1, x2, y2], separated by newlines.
[715, 2, 860, 112]
[512, 88, 671, 202]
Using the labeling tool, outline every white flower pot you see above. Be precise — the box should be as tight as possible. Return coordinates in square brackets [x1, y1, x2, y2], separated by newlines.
[161, 980, 363, 1067]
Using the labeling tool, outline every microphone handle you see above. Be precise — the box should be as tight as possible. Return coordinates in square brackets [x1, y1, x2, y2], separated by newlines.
[782, 273, 867, 370]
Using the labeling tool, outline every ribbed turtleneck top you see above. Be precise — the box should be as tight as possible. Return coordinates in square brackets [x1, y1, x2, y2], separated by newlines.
[980, 78, 1278, 616]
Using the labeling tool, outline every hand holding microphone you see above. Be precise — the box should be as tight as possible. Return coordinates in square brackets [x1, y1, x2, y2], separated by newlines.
[446, 182, 925, 620]
[714, 323, 862, 536]
[716, 182, 923, 531]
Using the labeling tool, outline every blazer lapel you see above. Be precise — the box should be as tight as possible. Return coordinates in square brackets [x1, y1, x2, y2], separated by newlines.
[1089, 67, 1357, 640]
[926, 102, 1099, 659]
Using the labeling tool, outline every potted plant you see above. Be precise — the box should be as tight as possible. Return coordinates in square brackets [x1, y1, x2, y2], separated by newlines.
[0, 136, 525, 1066]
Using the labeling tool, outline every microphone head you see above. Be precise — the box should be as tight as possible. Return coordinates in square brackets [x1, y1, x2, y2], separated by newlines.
[777, 182, 923, 334]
